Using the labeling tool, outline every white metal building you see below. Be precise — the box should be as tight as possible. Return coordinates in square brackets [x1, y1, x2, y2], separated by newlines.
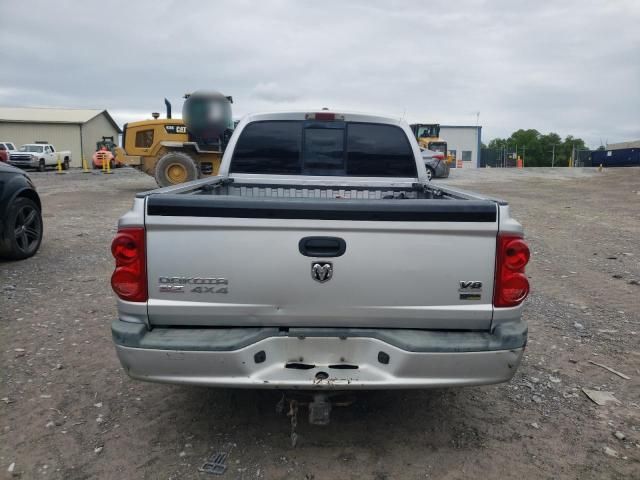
[607, 140, 640, 150]
[440, 125, 482, 168]
[0, 107, 121, 167]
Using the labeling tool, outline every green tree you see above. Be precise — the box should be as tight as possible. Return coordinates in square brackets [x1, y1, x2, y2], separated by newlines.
[510, 129, 542, 166]
[556, 135, 587, 167]
[487, 138, 507, 149]
[539, 133, 562, 167]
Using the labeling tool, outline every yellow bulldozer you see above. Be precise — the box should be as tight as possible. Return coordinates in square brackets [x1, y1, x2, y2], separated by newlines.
[115, 91, 234, 186]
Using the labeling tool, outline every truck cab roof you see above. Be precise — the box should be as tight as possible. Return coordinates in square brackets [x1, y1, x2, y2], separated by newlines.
[237, 110, 405, 126]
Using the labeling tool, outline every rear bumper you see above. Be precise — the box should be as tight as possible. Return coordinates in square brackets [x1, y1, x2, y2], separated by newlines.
[112, 321, 526, 389]
[435, 160, 450, 178]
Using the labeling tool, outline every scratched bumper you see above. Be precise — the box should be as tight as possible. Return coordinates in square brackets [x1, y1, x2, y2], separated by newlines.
[112, 321, 526, 389]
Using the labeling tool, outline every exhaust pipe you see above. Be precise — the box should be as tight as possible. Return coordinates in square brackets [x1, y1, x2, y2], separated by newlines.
[164, 98, 172, 119]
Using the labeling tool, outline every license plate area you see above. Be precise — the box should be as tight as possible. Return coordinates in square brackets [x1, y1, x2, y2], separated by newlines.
[282, 337, 365, 368]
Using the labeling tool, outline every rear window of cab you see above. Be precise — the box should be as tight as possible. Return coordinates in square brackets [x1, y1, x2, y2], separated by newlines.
[230, 121, 417, 177]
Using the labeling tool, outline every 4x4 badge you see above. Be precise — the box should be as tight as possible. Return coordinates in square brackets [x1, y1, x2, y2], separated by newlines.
[311, 262, 333, 283]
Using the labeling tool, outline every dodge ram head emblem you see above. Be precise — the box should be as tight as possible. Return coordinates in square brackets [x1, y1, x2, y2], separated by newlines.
[311, 262, 333, 283]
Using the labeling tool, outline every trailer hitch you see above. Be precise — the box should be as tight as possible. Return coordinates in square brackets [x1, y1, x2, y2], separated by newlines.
[276, 392, 356, 447]
[308, 394, 332, 426]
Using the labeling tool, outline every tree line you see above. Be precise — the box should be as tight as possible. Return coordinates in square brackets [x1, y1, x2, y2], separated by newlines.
[484, 129, 588, 167]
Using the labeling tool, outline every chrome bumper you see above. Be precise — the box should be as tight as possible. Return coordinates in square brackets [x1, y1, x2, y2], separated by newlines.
[9, 159, 38, 168]
[112, 321, 526, 389]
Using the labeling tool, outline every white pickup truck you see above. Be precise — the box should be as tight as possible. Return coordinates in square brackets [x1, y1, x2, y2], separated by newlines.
[9, 144, 72, 171]
[111, 111, 530, 416]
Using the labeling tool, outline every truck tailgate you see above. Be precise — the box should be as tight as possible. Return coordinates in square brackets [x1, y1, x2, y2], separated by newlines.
[145, 196, 498, 330]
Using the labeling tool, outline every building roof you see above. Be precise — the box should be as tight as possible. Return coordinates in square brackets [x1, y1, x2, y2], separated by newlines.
[607, 140, 640, 150]
[0, 107, 121, 133]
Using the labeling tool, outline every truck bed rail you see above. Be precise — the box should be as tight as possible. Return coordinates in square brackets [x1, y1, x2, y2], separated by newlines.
[146, 195, 498, 222]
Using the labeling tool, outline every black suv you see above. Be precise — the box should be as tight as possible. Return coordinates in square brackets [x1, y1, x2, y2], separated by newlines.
[0, 162, 43, 260]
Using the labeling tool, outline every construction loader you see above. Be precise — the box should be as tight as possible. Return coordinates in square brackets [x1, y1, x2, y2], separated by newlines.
[410, 123, 448, 154]
[409, 123, 457, 167]
[116, 91, 234, 186]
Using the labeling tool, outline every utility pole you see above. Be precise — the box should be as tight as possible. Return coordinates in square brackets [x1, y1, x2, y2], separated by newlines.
[522, 146, 526, 167]
[551, 144, 556, 168]
[504, 144, 509, 168]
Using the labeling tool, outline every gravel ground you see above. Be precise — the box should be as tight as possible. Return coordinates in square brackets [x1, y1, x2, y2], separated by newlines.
[1, 167, 639, 479]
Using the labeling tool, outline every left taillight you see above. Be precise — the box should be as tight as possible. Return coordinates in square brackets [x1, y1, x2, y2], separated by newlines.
[493, 233, 530, 308]
[111, 227, 147, 302]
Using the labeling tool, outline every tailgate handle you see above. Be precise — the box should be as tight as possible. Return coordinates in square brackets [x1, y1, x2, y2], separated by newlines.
[299, 237, 346, 257]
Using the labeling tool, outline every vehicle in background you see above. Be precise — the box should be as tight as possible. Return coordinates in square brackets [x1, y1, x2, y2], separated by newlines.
[93, 136, 125, 169]
[0, 162, 43, 260]
[422, 148, 450, 179]
[116, 91, 234, 187]
[9, 143, 72, 172]
[110, 110, 531, 424]
[96, 136, 119, 156]
[0, 141, 17, 163]
[410, 123, 457, 166]
[410, 123, 448, 154]
[92, 146, 116, 169]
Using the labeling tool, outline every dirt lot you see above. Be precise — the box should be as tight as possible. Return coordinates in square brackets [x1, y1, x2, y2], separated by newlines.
[1, 167, 639, 479]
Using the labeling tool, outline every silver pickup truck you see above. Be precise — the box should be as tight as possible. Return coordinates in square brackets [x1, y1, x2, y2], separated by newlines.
[111, 111, 530, 395]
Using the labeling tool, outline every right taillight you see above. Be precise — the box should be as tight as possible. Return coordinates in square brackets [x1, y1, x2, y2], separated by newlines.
[494, 233, 530, 308]
[111, 227, 147, 302]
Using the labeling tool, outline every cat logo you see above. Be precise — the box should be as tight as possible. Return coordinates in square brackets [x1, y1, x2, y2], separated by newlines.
[164, 125, 187, 134]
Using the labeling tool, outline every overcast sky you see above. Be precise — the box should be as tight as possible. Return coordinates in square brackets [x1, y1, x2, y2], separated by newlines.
[1, 0, 638, 147]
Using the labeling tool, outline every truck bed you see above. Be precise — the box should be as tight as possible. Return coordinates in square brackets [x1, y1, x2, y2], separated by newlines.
[143, 176, 500, 222]
[140, 175, 504, 202]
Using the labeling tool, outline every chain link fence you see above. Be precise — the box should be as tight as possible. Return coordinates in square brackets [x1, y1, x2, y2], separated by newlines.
[481, 148, 598, 167]
[480, 148, 519, 168]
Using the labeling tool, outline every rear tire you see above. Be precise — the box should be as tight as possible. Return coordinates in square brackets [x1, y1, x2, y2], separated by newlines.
[63, 158, 70, 170]
[426, 166, 435, 180]
[0, 197, 43, 260]
[38, 159, 46, 172]
[154, 151, 198, 187]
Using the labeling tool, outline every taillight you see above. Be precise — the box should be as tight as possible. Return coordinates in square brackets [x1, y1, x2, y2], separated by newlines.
[304, 112, 345, 121]
[111, 227, 147, 302]
[494, 233, 530, 308]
